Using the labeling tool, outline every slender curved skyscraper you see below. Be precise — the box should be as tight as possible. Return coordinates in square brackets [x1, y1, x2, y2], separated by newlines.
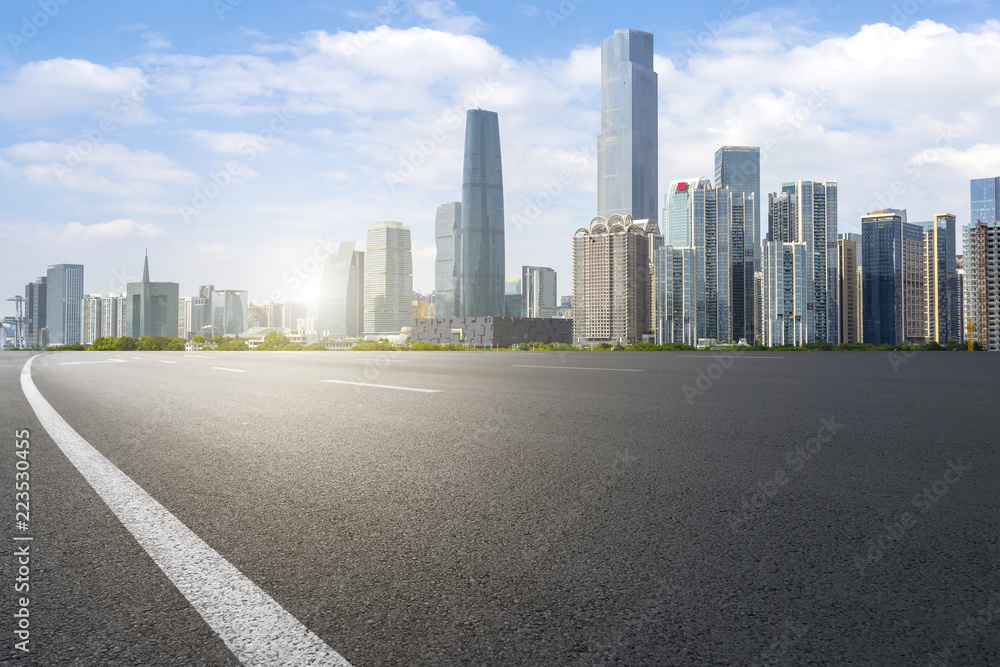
[598, 29, 657, 221]
[458, 109, 505, 318]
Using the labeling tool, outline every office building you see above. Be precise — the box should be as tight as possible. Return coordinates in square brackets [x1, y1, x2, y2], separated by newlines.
[458, 110, 505, 318]
[715, 146, 761, 256]
[970, 176, 1000, 225]
[861, 209, 926, 345]
[126, 254, 179, 338]
[435, 202, 461, 318]
[504, 279, 523, 318]
[364, 221, 413, 334]
[598, 29, 657, 220]
[923, 214, 959, 344]
[838, 233, 862, 344]
[654, 245, 696, 345]
[522, 266, 557, 318]
[46, 263, 84, 346]
[318, 241, 365, 338]
[211, 290, 249, 337]
[23, 276, 46, 347]
[663, 179, 709, 247]
[572, 215, 653, 345]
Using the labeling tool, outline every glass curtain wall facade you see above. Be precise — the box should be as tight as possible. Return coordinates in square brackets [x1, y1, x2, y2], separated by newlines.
[971, 176, 1000, 225]
[434, 202, 461, 318]
[318, 241, 365, 338]
[459, 110, 505, 318]
[598, 29, 657, 221]
[924, 214, 959, 343]
[46, 263, 84, 346]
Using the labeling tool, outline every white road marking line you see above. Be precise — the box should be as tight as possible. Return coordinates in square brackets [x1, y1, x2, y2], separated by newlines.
[60, 359, 129, 365]
[513, 365, 643, 372]
[678, 355, 785, 359]
[184, 355, 215, 359]
[20, 356, 352, 667]
[322, 380, 440, 393]
[212, 367, 248, 373]
[159, 360, 178, 364]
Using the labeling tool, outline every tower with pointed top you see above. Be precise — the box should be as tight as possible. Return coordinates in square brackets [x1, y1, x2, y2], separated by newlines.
[126, 252, 180, 338]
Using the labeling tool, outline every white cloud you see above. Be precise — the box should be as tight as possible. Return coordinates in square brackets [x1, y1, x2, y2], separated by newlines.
[0, 59, 152, 119]
[61, 219, 166, 241]
[190, 129, 285, 154]
[193, 242, 230, 255]
[2, 141, 198, 196]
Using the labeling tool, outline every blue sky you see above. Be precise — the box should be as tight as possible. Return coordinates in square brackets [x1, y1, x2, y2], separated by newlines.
[1, 0, 998, 319]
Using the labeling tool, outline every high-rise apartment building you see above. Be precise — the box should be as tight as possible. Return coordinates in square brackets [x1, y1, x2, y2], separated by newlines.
[81, 295, 103, 345]
[763, 181, 838, 345]
[102, 293, 126, 339]
[318, 241, 365, 338]
[23, 276, 46, 347]
[654, 245, 696, 345]
[838, 233, 862, 344]
[458, 110, 505, 318]
[46, 263, 84, 346]
[598, 29, 658, 221]
[762, 241, 809, 347]
[434, 202, 461, 318]
[963, 221, 1000, 350]
[573, 215, 653, 345]
[126, 254, 179, 338]
[522, 266, 557, 318]
[923, 214, 959, 343]
[364, 221, 413, 335]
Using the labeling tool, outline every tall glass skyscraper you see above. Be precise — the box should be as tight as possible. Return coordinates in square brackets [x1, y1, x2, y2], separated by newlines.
[971, 176, 1000, 225]
[458, 110, 505, 318]
[434, 202, 461, 318]
[862, 209, 924, 345]
[45, 263, 84, 345]
[318, 242, 364, 338]
[715, 146, 760, 253]
[598, 29, 657, 221]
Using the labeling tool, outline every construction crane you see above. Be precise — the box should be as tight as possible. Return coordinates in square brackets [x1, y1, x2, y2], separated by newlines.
[5, 296, 26, 349]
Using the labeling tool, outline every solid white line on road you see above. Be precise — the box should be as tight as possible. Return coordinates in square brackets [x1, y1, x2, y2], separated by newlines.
[513, 365, 643, 372]
[20, 356, 352, 667]
[322, 380, 440, 393]
[212, 367, 248, 373]
[60, 359, 129, 365]
[678, 355, 785, 359]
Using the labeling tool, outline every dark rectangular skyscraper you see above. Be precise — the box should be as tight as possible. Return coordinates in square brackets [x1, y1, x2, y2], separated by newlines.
[971, 176, 1000, 225]
[45, 263, 84, 346]
[458, 109, 505, 318]
[598, 29, 657, 221]
[24, 276, 46, 347]
[126, 254, 179, 338]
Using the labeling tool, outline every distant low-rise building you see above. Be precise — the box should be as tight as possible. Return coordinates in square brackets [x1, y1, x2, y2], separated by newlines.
[411, 317, 572, 347]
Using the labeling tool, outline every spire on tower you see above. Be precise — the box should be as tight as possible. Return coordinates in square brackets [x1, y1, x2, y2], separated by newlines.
[143, 249, 150, 282]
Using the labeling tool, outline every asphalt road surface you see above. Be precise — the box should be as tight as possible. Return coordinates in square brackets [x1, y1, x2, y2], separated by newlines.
[1, 349, 998, 666]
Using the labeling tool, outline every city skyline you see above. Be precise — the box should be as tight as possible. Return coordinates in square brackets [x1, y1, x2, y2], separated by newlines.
[2, 3, 1000, 320]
